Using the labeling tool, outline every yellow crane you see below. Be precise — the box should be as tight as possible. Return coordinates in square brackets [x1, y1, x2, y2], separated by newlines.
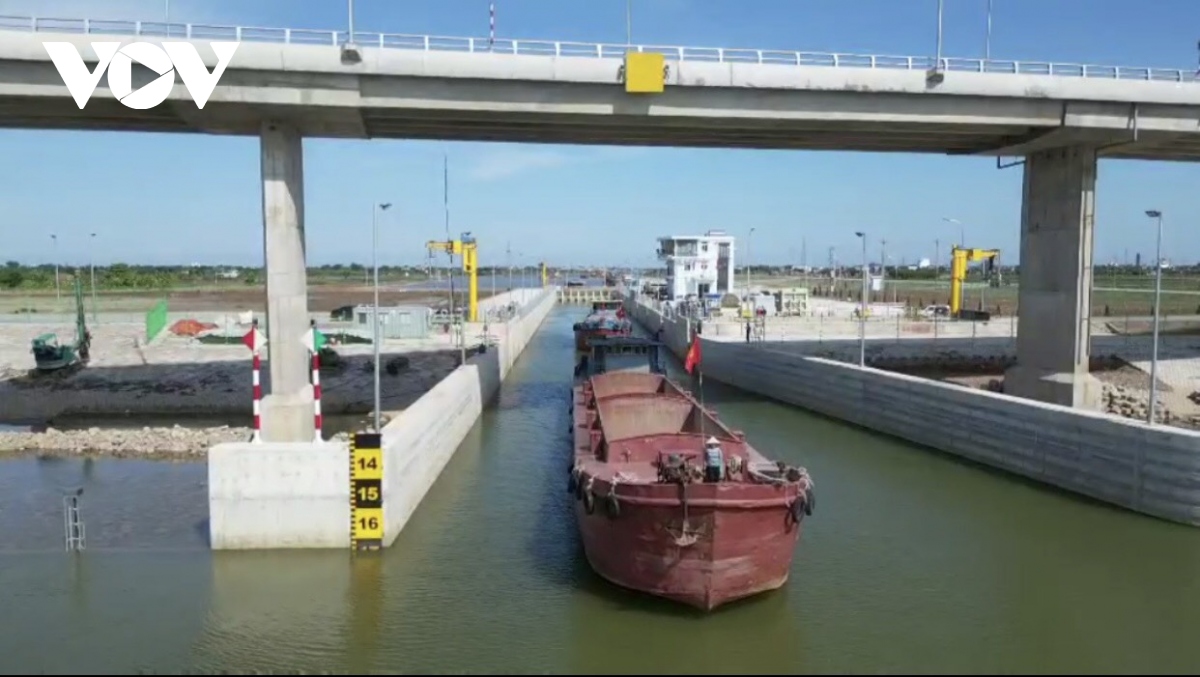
[540, 262, 548, 287]
[950, 246, 1000, 317]
[426, 233, 479, 322]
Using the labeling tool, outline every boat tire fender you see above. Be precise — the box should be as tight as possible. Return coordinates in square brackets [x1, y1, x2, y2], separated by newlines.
[604, 491, 621, 519]
[574, 473, 586, 501]
[789, 497, 806, 526]
[804, 486, 815, 516]
[583, 488, 596, 515]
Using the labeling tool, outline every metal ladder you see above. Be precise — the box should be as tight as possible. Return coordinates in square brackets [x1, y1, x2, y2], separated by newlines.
[63, 488, 85, 552]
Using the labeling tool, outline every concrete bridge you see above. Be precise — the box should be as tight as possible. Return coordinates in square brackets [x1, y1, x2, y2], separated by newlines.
[1, 14, 1196, 432]
[2, 16, 1199, 158]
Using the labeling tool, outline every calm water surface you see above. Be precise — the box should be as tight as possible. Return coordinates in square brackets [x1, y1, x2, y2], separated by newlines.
[3, 307, 1200, 673]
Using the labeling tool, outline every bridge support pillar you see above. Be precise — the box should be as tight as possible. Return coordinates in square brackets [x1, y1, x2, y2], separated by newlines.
[260, 121, 315, 442]
[1004, 146, 1101, 410]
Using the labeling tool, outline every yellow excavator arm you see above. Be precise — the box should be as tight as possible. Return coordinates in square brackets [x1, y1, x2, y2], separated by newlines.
[426, 233, 479, 322]
[950, 247, 999, 317]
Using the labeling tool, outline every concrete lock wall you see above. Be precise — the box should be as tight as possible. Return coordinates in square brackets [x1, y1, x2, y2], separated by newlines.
[625, 296, 1200, 527]
[381, 287, 556, 545]
[208, 287, 556, 550]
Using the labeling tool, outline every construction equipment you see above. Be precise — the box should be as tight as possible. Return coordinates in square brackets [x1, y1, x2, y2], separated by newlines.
[426, 233, 479, 322]
[31, 273, 91, 371]
[540, 262, 548, 288]
[950, 246, 1000, 318]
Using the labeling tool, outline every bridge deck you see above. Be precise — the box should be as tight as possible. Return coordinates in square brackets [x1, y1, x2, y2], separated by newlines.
[1, 16, 1199, 159]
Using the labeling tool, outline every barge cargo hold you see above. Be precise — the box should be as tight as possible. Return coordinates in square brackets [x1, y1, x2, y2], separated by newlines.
[568, 336, 815, 611]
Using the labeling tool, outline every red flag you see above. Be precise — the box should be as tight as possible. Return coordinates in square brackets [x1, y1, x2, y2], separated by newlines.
[684, 334, 702, 374]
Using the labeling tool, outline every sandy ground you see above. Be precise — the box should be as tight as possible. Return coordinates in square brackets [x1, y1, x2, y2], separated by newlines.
[0, 284, 498, 315]
[0, 317, 470, 457]
[0, 320, 463, 421]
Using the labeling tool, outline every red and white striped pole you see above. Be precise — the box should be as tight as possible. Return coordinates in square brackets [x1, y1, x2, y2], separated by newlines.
[310, 344, 323, 443]
[489, 2, 495, 50]
[252, 350, 262, 442]
[302, 320, 326, 443]
[242, 319, 267, 443]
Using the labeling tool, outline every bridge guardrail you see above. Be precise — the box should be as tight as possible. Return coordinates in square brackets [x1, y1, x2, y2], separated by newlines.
[1, 14, 1195, 84]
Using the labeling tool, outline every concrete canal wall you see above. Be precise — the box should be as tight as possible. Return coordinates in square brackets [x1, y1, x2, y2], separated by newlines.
[627, 297, 1200, 527]
[380, 288, 555, 545]
[207, 287, 556, 550]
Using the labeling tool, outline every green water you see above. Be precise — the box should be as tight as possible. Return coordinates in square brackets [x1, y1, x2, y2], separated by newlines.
[3, 307, 1200, 673]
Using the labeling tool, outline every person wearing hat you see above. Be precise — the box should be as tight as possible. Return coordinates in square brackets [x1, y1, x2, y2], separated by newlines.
[704, 436, 725, 483]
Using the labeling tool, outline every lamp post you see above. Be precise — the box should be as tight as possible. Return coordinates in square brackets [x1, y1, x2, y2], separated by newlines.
[51, 234, 60, 304]
[372, 201, 392, 432]
[1146, 208, 1164, 425]
[984, 0, 993, 62]
[942, 216, 964, 248]
[745, 227, 755, 294]
[89, 232, 97, 322]
[880, 238, 887, 305]
[934, 0, 945, 72]
[855, 231, 867, 368]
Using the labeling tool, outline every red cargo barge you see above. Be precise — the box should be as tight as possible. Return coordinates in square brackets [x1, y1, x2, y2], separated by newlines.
[568, 336, 815, 611]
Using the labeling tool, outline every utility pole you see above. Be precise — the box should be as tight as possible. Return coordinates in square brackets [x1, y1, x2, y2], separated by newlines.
[89, 232, 98, 322]
[371, 202, 392, 433]
[51, 234, 60, 304]
[443, 154, 455, 321]
[985, 0, 994, 62]
[855, 231, 867, 367]
[880, 238, 887, 305]
[1146, 209, 1164, 425]
[506, 241, 513, 291]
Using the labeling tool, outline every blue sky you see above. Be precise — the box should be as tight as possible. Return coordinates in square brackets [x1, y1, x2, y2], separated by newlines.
[1, 0, 1199, 269]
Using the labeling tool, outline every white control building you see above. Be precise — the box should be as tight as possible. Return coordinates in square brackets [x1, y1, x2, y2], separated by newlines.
[656, 230, 737, 300]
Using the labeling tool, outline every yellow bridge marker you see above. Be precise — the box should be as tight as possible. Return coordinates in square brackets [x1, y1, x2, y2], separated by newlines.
[350, 432, 383, 551]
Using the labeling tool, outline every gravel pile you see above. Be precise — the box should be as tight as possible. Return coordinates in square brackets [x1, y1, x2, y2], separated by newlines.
[0, 425, 351, 459]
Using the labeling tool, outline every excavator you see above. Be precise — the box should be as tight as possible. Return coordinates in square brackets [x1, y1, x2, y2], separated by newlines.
[426, 232, 479, 322]
[31, 273, 91, 372]
[950, 246, 1000, 320]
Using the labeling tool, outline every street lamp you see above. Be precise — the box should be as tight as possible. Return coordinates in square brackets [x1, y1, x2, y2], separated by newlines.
[927, 0, 946, 83]
[745, 227, 756, 295]
[89, 232, 97, 322]
[942, 216, 964, 248]
[50, 234, 60, 303]
[1146, 208, 1164, 425]
[984, 0, 994, 62]
[855, 231, 867, 368]
[880, 238, 888, 304]
[341, 0, 362, 62]
[372, 201, 392, 433]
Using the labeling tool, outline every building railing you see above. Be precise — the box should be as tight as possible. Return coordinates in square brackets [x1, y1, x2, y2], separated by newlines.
[1, 15, 1196, 83]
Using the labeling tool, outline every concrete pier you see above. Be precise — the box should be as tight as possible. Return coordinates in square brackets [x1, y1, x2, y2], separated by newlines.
[207, 288, 556, 550]
[1005, 147, 1102, 409]
[260, 121, 314, 442]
